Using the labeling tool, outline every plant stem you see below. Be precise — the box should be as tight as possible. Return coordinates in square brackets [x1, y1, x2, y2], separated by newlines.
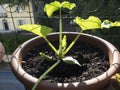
[44, 37, 58, 55]
[32, 60, 61, 90]
[63, 30, 83, 55]
[59, 8, 63, 58]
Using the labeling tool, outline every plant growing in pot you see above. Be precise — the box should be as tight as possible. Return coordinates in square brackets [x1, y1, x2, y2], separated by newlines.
[10, 1, 120, 90]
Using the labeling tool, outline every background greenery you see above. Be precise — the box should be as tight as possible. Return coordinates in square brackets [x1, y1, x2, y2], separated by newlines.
[0, 33, 34, 54]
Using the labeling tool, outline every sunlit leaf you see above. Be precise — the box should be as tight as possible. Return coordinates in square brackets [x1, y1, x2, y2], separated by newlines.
[18, 24, 52, 38]
[101, 20, 120, 28]
[44, 1, 76, 17]
[111, 21, 120, 27]
[61, 1, 76, 10]
[74, 16, 101, 30]
[62, 56, 81, 66]
[44, 1, 60, 17]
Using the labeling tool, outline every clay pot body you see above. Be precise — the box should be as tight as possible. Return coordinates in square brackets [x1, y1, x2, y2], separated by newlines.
[0, 42, 5, 62]
[10, 32, 120, 90]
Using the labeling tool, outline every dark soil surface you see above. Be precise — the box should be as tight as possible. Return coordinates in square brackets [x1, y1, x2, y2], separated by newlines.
[22, 41, 109, 83]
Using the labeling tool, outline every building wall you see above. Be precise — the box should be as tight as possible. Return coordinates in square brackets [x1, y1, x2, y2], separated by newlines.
[0, 2, 35, 32]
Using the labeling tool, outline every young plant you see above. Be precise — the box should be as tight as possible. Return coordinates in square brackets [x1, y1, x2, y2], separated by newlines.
[18, 1, 120, 90]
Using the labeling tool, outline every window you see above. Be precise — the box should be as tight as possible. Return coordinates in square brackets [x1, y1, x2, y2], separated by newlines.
[2, 19, 9, 30]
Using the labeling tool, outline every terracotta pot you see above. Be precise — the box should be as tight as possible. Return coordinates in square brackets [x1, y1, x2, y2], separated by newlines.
[0, 42, 5, 62]
[10, 32, 120, 90]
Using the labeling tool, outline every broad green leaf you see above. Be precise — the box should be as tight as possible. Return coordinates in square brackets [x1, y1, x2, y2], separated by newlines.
[101, 20, 120, 28]
[61, 1, 76, 10]
[111, 21, 120, 27]
[74, 16, 101, 30]
[18, 24, 52, 38]
[44, 1, 60, 17]
[62, 56, 81, 66]
[44, 1, 76, 17]
[62, 35, 67, 51]
[40, 52, 52, 60]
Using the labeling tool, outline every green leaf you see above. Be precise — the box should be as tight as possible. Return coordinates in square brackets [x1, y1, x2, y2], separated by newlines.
[101, 20, 120, 28]
[74, 16, 101, 30]
[61, 1, 76, 10]
[44, 1, 60, 17]
[40, 52, 52, 60]
[62, 35, 67, 51]
[62, 56, 81, 66]
[111, 21, 120, 27]
[18, 24, 52, 38]
[44, 1, 76, 17]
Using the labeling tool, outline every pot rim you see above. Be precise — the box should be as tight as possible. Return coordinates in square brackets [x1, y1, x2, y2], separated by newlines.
[10, 32, 120, 88]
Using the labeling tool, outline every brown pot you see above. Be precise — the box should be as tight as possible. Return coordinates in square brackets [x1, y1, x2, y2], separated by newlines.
[0, 42, 5, 62]
[10, 32, 120, 90]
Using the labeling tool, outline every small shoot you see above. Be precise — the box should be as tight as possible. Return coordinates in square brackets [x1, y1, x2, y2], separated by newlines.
[40, 52, 52, 60]
[62, 35, 67, 52]
[101, 20, 111, 29]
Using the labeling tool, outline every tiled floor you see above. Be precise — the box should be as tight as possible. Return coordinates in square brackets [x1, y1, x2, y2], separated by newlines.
[0, 60, 25, 90]
[0, 70, 25, 90]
